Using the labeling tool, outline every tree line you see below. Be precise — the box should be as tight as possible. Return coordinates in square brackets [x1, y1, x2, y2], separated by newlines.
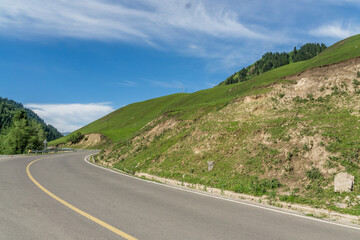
[0, 97, 62, 141]
[220, 43, 327, 86]
[0, 97, 63, 154]
[0, 110, 46, 154]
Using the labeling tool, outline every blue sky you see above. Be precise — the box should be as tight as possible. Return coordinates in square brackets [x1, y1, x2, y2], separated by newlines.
[0, 0, 359, 132]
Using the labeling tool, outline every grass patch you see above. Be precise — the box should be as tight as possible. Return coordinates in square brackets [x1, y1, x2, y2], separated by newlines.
[306, 167, 322, 180]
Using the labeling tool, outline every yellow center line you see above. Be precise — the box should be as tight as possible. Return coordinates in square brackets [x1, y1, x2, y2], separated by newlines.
[26, 157, 137, 240]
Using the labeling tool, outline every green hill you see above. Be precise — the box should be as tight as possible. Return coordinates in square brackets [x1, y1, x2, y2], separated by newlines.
[52, 34, 360, 216]
[52, 34, 360, 146]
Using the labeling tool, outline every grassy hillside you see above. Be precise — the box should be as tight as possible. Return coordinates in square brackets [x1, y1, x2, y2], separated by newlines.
[53, 35, 360, 215]
[98, 57, 360, 215]
[52, 34, 360, 147]
[50, 78, 270, 146]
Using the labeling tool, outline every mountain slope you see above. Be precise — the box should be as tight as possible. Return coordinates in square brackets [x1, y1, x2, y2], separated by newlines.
[53, 34, 360, 146]
[0, 97, 62, 141]
[115, 57, 360, 214]
[53, 35, 360, 215]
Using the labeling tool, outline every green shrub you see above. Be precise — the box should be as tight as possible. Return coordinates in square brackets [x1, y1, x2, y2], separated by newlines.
[303, 144, 310, 151]
[293, 96, 308, 103]
[306, 167, 322, 180]
[353, 79, 360, 86]
[251, 179, 281, 196]
[306, 93, 314, 100]
[357, 71, 360, 78]
[331, 85, 339, 95]
[68, 132, 84, 144]
[278, 93, 285, 99]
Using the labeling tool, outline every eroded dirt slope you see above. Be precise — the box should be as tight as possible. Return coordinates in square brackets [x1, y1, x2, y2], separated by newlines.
[98, 57, 360, 213]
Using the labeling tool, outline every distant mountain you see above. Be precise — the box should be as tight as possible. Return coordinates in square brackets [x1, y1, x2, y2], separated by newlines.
[0, 97, 62, 141]
[61, 132, 72, 136]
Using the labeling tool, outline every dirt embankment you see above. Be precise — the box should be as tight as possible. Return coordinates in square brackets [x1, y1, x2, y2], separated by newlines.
[71, 133, 108, 149]
[98, 57, 360, 215]
[280, 57, 360, 99]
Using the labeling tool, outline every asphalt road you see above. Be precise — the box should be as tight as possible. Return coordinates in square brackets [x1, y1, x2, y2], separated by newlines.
[1, 150, 360, 240]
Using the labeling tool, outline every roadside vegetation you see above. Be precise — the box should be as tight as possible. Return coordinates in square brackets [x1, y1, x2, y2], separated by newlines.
[0, 110, 46, 154]
[55, 34, 360, 215]
[0, 97, 62, 142]
[68, 132, 84, 144]
[53, 35, 360, 146]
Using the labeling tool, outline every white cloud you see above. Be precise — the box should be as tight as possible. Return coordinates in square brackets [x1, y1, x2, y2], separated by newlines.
[309, 22, 360, 39]
[118, 80, 137, 87]
[0, 0, 265, 42]
[2, 0, 358, 72]
[0, 0, 295, 70]
[0, 0, 276, 69]
[25, 103, 115, 132]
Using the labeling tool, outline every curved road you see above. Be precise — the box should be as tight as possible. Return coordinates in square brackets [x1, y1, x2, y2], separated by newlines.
[1, 150, 360, 239]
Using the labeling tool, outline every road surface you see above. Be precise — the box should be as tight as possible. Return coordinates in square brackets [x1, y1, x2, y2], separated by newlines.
[1, 150, 359, 239]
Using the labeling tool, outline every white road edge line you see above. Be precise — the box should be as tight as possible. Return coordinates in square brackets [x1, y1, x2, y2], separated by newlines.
[84, 153, 360, 231]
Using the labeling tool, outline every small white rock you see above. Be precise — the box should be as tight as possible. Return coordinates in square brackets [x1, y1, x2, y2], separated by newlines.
[344, 196, 351, 202]
[334, 172, 354, 193]
[207, 161, 214, 172]
[335, 202, 348, 209]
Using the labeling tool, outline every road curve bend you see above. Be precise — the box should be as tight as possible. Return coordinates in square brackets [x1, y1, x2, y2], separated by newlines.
[1, 150, 360, 240]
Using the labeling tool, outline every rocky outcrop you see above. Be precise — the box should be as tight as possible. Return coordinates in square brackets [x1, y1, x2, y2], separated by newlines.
[334, 172, 354, 193]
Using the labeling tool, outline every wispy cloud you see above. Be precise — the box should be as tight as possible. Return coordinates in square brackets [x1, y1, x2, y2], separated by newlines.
[1, 0, 359, 72]
[0, 0, 272, 69]
[118, 80, 137, 87]
[25, 102, 115, 132]
[0, 0, 265, 42]
[309, 22, 360, 39]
